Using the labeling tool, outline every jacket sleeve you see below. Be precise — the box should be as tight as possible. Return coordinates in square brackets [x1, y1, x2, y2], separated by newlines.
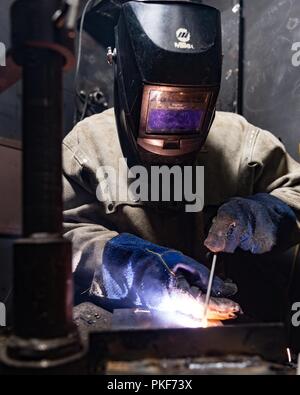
[251, 127, 300, 246]
[62, 140, 118, 296]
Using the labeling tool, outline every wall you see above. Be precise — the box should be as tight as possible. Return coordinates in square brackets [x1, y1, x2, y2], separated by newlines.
[243, 0, 300, 161]
[0, 0, 21, 141]
[1, 1, 300, 160]
[0, 0, 76, 142]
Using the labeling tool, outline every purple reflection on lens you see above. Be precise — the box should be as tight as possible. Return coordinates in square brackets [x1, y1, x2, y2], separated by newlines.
[147, 109, 203, 132]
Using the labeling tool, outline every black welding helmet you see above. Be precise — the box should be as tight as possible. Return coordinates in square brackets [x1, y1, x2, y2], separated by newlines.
[113, 0, 222, 165]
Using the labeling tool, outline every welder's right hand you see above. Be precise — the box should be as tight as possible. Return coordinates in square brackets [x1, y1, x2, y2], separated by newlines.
[91, 233, 237, 310]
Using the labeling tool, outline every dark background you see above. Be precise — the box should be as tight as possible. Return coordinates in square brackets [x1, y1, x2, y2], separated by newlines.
[242, 0, 300, 161]
[0, 0, 299, 159]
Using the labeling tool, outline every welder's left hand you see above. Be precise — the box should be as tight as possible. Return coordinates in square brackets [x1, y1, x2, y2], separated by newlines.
[204, 193, 297, 254]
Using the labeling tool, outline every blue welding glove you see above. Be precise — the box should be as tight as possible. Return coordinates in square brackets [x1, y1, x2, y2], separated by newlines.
[94, 233, 236, 309]
[204, 193, 297, 254]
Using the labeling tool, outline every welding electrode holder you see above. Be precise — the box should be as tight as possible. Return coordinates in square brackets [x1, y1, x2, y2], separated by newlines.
[0, 0, 87, 374]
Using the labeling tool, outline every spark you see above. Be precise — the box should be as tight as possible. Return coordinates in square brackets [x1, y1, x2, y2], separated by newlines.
[232, 3, 240, 14]
[287, 348, 292, 364]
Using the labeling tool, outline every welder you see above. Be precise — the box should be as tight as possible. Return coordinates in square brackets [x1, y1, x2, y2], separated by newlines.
[62, 1, 300, 319]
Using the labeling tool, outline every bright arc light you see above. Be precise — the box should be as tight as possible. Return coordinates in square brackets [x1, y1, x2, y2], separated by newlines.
[156, 290, 207, 328]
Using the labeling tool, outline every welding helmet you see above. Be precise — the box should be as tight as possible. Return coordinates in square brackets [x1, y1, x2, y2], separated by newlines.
[112, 0, 222, 164]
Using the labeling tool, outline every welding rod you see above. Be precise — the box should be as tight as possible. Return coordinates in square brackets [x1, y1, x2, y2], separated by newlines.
[202, 254, 218, 325]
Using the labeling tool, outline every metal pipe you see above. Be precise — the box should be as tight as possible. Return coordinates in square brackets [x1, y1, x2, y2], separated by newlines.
[0, 0, 86, 373]
[14, 44, 73, 340]
[23, 47, 63, 236]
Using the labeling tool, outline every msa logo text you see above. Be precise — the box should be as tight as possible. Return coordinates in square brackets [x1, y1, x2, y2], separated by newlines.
[291, 42, 300, 67]
[174, 28, 194, 50]
[0, 302, 6, 327]
[0, 42, 6, 67]
[291, 302, 300, 327]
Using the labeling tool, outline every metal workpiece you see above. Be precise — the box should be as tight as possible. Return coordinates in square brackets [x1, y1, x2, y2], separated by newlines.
[74, 303, 113, 342]
[105, 356, 293, 375]
[88, 308, 289, 369]
[44, 304, 294, 374]
[86, 307, 292, 374]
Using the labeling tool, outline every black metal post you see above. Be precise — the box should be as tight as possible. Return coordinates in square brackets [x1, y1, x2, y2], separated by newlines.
[23, 48, 64, 237]
[0, 0, 86, 374]
[13, 48, 73, 340]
